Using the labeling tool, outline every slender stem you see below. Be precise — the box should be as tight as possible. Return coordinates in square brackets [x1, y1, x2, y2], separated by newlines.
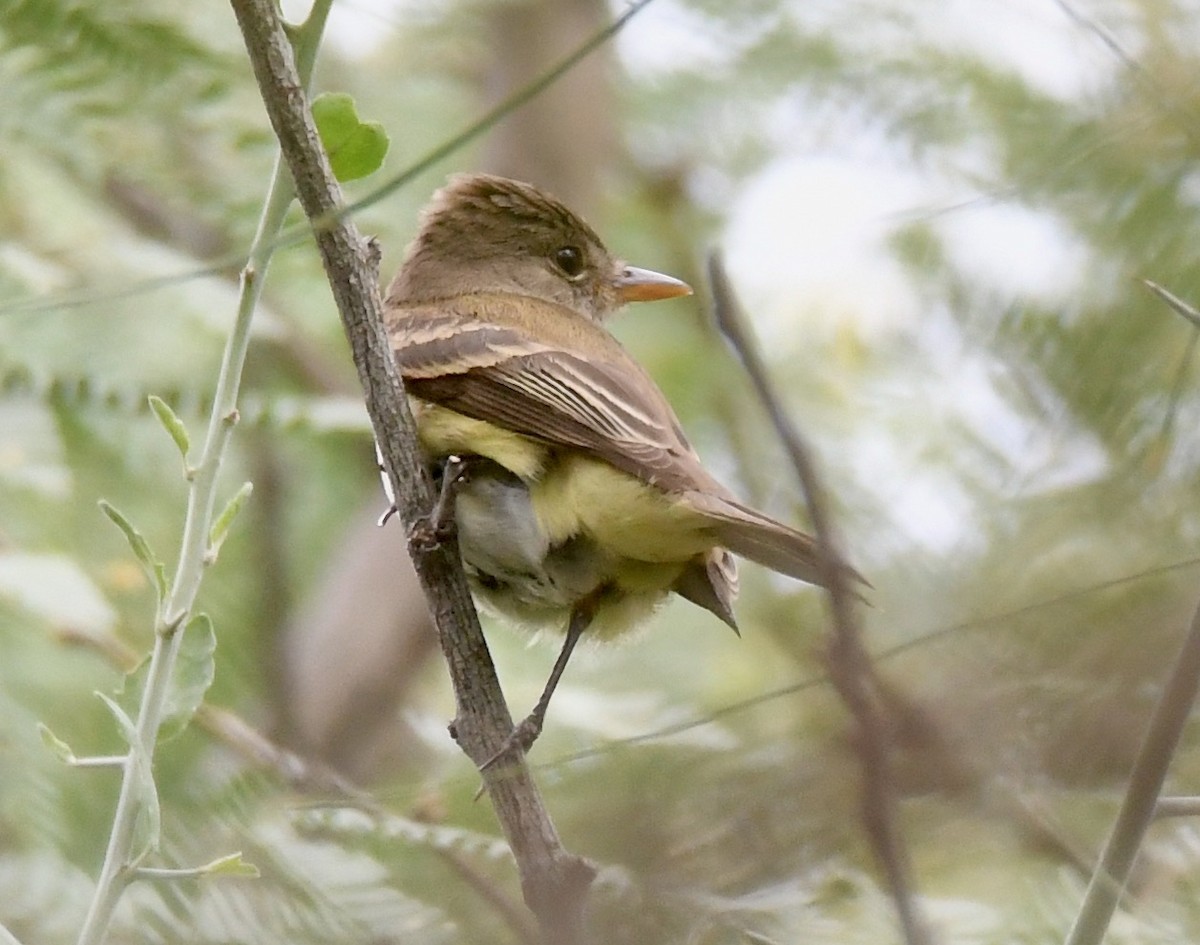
[1155, 796, 1200, 818]
[69, 756, 127, 768]
[708, 253, 932, 945]
[1063, 592, 1200, 945]
[74, 6, 333, 943]
[134, 867, 217, 881]
[228, 0, 602, 937]
[75, 153, 288, 945]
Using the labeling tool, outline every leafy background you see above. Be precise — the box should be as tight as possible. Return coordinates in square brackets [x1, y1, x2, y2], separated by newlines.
[4, 0, 1200, 942]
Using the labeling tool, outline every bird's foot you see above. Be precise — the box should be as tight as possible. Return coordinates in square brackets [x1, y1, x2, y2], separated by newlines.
[407, 455, 469, 552]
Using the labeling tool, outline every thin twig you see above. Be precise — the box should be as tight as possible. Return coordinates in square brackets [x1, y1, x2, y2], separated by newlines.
[542, 555, 1200, 766]
[55, 625, 538, 944]
[707, 252, 932, 945]
[1142, 279, 1200, 450]
[1054, 2, 1200, 150]
[1143, 279, 1200, 329]
[1062, 288, 1200, 945]
[1, 0, 660, 320]
[72, 7, 334, 939]
[227, 2, 593, 941]
[1063, 593, 1200, 945]
[1154, 796, 1200, 819]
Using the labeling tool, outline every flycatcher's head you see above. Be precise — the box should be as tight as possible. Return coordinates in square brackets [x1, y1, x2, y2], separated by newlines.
[390, 174, 691, 320]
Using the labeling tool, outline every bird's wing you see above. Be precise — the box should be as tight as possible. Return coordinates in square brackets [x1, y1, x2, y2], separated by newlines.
[392, 299, 712, 492]
[391, 297, 828, 586]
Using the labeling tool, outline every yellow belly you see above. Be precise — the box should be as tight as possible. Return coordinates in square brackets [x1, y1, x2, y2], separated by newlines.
[415, 401, 718, 639]
[532, 454, 716, 563]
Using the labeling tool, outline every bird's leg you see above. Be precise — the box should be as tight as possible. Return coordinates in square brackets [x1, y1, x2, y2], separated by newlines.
[481, 597, 598, 771]
[404, 455, 471, 551]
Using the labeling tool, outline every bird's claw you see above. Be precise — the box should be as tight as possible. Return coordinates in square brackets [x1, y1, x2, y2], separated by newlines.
[408, 514, 456, 553]
[407, 455, 470, 552]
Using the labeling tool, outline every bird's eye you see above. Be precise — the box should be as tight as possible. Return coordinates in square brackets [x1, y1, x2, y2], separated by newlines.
[553, 246, 585, 278]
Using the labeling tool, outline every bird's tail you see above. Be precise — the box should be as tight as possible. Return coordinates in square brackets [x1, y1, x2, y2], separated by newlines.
[682, 491, 862, 588]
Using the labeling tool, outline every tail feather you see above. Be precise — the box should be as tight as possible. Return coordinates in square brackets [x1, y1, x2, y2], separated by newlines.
[681, 491, 862, 588]
[673, 549, 740, 633]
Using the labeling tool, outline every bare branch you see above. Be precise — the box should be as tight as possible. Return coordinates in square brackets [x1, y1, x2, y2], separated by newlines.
[707, 252, 933, 945]
[1154, 796, 1200, 818]
[1064, 593, 1200, 945]
[227, 0, 593, 939]
[56, 624, 538, 944]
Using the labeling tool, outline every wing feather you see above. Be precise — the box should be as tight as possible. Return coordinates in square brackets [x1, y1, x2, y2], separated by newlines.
[392, 297, 711, 491]
[389, 294, 830, 586]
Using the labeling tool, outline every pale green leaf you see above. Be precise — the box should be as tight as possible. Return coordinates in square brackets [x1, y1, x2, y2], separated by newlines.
[160, 613, 216, 741]
[208, 481, 252, 557]
[147, 394, 190, 462]
[312, 92, 389, 182]
[198, 851, 260, 878]
[38, 723, 77, 764]
[98, 500, 168, 600]
[117, 614, 215, 743]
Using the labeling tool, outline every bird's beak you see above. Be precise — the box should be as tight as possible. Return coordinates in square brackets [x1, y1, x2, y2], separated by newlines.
[614, 265, 693, 303]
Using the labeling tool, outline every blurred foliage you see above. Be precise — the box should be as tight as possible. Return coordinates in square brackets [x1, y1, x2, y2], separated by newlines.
[5, 0, 1200, 942]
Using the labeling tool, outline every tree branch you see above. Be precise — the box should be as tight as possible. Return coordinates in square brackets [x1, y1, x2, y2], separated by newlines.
[707, 252, 933, 945]
[226, 1, 594, 940]
[1063, 591, 1200, 945]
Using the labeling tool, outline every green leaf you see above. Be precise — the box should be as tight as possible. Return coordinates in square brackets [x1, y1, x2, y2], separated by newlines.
[148, 394, 191, 463]
[312, 92, 389, 182]
[39, 723, 125, 768]
[209, 481, 253, 558]
[96, 692, 160, 862]
[95, 690, 139, 750]
[98, 500, 168, 600]
[135, 851, 260, 882]
[199, 851, 260, 878]
[161, 614, 216, 740]
[117, 614, 216, 743]
[38, 723, 78, 764]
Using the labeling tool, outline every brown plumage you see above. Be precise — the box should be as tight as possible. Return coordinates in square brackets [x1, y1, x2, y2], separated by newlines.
[383, 174, 836, 755]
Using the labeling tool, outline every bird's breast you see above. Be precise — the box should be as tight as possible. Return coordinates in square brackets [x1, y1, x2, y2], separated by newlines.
[416, 401, 718, 638]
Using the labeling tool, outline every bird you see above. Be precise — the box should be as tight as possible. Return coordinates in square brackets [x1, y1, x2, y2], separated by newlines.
[381, 173, 842, 758]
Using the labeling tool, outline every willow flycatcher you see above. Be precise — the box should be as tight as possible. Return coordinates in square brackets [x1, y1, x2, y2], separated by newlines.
[383, 174, 849, 758]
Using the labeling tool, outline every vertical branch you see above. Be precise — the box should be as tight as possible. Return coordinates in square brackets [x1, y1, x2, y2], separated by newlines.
[1063, 591, 1200, 945]
[74, 7, 336, 940]
[1063, 281, 1200, 945]
[707, 253, 932, 945]
[226, 1, 594, 941]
